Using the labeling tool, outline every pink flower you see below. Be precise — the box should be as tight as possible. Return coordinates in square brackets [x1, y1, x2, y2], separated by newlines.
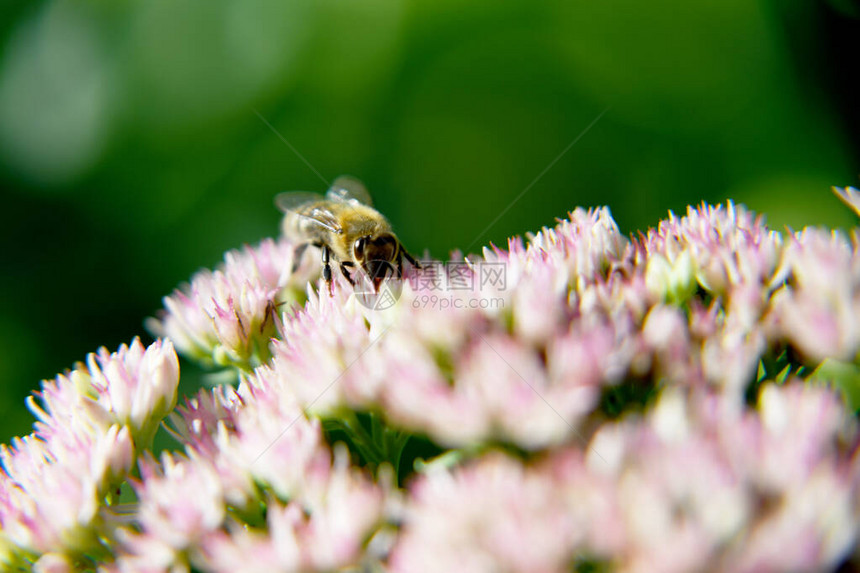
[0, 424, 133, 556]
[642, 201, 781, 298]
[150, 238, 312, 370]
[33, 552, 74, 573]
[29, 338, 180, 448]
[268, 284, 374, 417]
[389, 452, 582, 573]
[87, 338, 180, 446]
[769, 228, 860, 362]
[5, 193, 860, 571]
[134, 453, 225, 551]
[525, 206, 628, 285]
[0, 338, 178, 565]
[191, 446, 384, 573]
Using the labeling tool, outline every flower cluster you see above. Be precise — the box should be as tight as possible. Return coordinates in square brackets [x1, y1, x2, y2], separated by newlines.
[392, 383, 857, 573]
[2, 188, 860, 572]
[0, 339, 178, 570]
[149, 238, 318, 372]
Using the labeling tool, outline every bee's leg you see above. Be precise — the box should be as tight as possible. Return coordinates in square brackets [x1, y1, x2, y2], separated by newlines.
[291, 242, 310, 274]
[340, 261, 356, 286]
[320, 244, 333, 295]
[402, 249, 422, 270]
[396, 250, 404, 279]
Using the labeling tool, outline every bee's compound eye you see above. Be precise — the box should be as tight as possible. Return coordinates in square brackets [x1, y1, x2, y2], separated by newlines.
[353, 237, 367, 259]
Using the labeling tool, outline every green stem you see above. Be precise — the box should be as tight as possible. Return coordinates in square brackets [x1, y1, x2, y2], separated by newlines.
[386, 431, 411, 486]
[342, 413, 386, 464]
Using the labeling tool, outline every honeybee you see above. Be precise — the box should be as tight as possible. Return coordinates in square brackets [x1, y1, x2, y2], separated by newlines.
[277, 176, 420, 294]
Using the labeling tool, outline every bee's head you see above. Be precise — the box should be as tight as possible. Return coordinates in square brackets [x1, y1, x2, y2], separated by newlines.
[354, 233, 398, 291]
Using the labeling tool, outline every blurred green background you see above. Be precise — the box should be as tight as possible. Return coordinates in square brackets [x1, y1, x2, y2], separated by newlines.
[0, 0, 858, 442]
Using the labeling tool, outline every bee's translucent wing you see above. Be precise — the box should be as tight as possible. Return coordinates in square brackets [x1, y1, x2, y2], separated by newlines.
[275, 191, 342, 233]
[275, 191, 325, 213]
[303, 205, 343, 233]
[326, 175, 373, 207]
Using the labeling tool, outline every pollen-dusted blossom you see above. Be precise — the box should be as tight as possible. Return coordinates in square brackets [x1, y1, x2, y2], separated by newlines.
[391, 381, 857, 573]
[768, 227, 860, 362]
[113, 442, 385, 573]
[601, 382, 857, 573]
[389, 452, 585, 573]
[1, 338, 180, 568]
[268, 283, 376, 417]
[4, 189, 860, 571]
[25, 342, 176, 449]
[167, 382, 242, 459]
[166, 378, 325, 508]
[525, 206, 628, 286]
[0, 425, 133, 558]
[642, 201, 782, 299]
[136, 452, 225, 551]
[86, 338, 180, 446]
[33, 552, 75, 573]
[150, 238, 314, 371]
